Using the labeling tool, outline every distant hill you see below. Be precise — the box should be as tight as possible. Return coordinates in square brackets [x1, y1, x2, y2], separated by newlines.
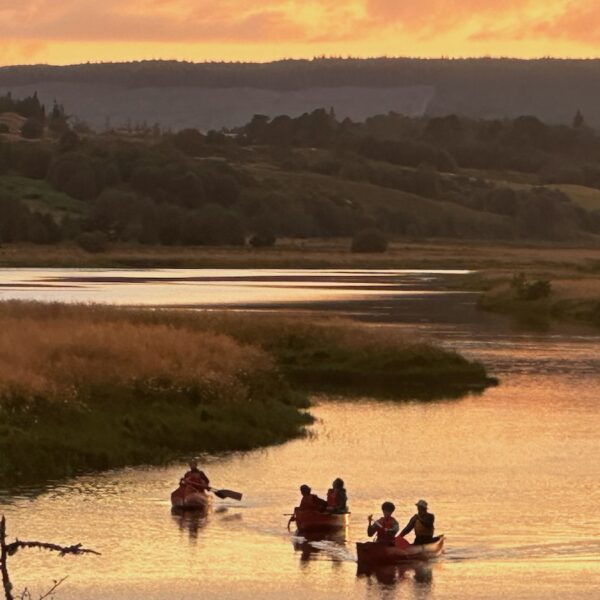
[1, 58, 600, 131]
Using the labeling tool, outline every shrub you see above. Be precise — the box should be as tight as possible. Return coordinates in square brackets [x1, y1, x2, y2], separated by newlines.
[76, 231, 108, 253]
[511, 273, 552, 301]
[20, 119, 44, 139]
[249, 232, 276, 248]
[351, 228, 388, 253]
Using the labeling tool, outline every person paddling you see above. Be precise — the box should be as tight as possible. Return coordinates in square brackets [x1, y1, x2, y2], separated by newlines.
[326, 478, 348, 514]
[181, 458, 209, 491]
[399, 499, 435, 545]
[298, 484, 327, 511]
[368, 501, 400, 545]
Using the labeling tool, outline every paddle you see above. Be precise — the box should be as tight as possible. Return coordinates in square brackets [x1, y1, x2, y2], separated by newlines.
[209, 487, 243, 501]
[182, 480, 243, 501]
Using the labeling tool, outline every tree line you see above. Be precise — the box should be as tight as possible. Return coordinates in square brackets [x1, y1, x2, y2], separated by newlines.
[1, 98, 600, 248]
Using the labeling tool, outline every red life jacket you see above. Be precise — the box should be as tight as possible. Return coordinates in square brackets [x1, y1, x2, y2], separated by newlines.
[326, 488, 338, 509]
[299, 494, 322, 511]
[183, 469, 209, 489]
[375, 516, 398, 543]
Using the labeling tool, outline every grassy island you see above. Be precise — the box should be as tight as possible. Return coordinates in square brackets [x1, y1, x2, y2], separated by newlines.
[0, 301, 492, 487]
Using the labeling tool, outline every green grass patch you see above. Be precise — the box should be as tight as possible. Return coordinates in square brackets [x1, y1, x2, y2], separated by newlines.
[551, 184, 600, 212]
[0, 301, 495, 487]
[0, 175, 86, 219]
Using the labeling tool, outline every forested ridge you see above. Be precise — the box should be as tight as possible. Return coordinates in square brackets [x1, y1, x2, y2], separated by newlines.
[2, 58, 600, 91]
[1, 91, 600, 249]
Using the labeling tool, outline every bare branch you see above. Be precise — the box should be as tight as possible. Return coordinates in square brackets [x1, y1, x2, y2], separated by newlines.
[6, 541, 100, 558]
[1, 516, 99, 600]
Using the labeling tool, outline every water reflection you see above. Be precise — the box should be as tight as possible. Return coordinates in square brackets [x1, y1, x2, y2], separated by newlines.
[170, 508, 210, 541]
[1, 269, 599, 599]
[357, 562, 435, 597]
[292, 530, 349, 562]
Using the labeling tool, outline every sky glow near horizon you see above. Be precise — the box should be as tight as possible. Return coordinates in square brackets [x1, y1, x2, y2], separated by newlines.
[0, 0, 599, 66]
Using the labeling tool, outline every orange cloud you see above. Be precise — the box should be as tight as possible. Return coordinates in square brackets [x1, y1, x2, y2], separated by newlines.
[473, 0, 600, 45]
[0, 0, 598, 65]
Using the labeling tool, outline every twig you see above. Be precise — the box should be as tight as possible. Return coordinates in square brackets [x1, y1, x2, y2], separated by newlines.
[0, 516, 99, 600]
[38, 576, 68, 600]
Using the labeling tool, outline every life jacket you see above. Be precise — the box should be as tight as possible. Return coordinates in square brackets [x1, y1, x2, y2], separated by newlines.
[183, 469, 209, 489]
[299, 494, 322, 511]
[375, 516, 398, 543]
[414, 514, 434, 538]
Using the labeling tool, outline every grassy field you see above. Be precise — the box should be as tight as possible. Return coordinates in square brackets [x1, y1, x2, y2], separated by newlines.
[0, 174, 86, 218]
[0, 301, 492, 486]
[479, 277, 600, 327]
[459, 168, 600, 212]
[2, 238, 599, 271]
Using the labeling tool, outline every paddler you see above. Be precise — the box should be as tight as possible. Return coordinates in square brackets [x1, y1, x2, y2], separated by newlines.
[399, 499, 435, 545]
[181, 458, 209, 491]
[298, 484, 327, 511]
[367, 501, 400, 545]
[326, 478, 348, 513]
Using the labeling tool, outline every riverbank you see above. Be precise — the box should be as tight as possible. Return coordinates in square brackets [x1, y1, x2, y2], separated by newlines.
[1, 239, 599, 271]
[479, 277, 600, 328]
[0, 301, 492, 487]
[3, 238, 599, 329]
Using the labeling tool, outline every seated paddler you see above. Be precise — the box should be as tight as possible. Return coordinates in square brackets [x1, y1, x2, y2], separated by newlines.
[298, 484, 327, 511]
[326, 478, 348, 513]
[181, 458, 210, 491]
[367, 501, 400, 545]
[399, 499, 435, 545]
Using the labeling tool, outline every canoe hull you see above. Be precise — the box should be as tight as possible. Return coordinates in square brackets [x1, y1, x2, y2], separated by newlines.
[356, 536, 445, 565]
[171, 485, 211, 511]
[294, 508, 349, 533]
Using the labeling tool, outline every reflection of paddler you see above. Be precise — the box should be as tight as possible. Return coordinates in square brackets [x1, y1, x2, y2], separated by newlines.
[399, 499, 435, 545]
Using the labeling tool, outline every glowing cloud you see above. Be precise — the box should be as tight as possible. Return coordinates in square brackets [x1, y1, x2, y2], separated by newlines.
[0, 0, 597, 65]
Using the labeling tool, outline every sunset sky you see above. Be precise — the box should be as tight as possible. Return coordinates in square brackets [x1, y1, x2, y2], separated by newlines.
[1, 0, 599, 66]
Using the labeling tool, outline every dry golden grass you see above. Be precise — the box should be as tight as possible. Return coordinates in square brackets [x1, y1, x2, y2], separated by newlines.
[0, 307, 272, 401]
[1, 239, 600, 273]
[0, 301, 488, 403]
[552, 278, 600, 299]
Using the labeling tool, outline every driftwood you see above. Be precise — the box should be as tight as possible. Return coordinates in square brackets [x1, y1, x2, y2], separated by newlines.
[0, 516, 99, 600]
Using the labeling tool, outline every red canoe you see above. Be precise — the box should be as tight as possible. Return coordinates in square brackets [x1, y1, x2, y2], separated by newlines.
[356, 536, 445, 565]
[293, 508, 350, 533]
[171, 484, 211, 511]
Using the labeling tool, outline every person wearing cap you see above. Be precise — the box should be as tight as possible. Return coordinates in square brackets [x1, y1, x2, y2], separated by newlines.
[298, 484, 327, 511]
[181, 458, 209, 491]
[399, 499, 435, 545]
[367, 501, 400, 545]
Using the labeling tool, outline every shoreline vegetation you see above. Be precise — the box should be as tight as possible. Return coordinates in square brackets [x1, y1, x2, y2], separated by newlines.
[1, 238, 598, 328]
[0, 301, 492, 488]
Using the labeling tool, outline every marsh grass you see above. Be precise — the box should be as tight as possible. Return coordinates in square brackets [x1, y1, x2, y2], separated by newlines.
[0, 301, 492, 486]
[479, 278, 600, 327]
[0, 303, 311, 485]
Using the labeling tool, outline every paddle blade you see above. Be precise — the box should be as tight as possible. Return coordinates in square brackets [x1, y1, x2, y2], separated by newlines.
[213, 489, 243, 501]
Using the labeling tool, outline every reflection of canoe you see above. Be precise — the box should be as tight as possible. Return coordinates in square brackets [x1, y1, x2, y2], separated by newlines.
[171, 484, 211, 511]
[356, 536, 444, 565]
[293, 508, 349, 533]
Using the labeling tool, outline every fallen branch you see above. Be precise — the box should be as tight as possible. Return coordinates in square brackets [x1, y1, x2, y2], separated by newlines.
[0, 516, 99, 600]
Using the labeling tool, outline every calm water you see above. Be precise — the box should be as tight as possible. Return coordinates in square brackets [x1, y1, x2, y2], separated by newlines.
[0, 269, 599, 599]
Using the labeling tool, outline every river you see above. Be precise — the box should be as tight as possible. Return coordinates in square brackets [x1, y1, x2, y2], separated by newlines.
[0, 268, 598, 599]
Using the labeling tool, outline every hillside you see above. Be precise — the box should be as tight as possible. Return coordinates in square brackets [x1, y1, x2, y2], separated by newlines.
[2, 58, 600, 130]
[2, 97, 600, 250]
